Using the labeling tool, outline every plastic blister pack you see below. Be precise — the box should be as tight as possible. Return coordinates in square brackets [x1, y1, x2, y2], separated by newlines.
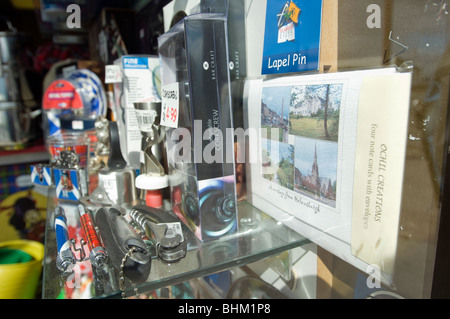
[64, 69, 108, 117]
[42, 69, 107, 141]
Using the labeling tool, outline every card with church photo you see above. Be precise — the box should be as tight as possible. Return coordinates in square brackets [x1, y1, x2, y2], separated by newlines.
[245, 67, 412, 276]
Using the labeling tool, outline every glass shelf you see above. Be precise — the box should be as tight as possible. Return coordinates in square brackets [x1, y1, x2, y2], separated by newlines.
[42, 188, 309, 299]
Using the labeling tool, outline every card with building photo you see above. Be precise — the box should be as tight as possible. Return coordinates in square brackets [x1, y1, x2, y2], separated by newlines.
[289, 82, 342, 209]
[246, 67, 411, 277]
[254, 75, 348, 223]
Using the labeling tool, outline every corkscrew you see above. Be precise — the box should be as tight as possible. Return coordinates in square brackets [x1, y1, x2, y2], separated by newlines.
[129, 205, 187, 263]
[94, 206, 151, 284]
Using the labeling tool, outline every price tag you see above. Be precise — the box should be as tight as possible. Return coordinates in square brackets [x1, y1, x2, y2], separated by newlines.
[105, 65, 123, 83]
[158, 222, 184, 242]
[99, 174, 118, 203]
[135, 109, 157, 133]
[71, 120, 84, 130]
[160, 82, 179, 128]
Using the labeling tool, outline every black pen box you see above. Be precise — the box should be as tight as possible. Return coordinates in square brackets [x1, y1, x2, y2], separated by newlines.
[158, 12, 238, 242]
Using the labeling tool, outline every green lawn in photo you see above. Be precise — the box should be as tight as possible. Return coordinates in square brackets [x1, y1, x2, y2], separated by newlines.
[289, 117, 339, 142]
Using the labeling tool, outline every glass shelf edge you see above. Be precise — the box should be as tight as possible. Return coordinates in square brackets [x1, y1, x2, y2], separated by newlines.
[42, 191, 310, 299]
